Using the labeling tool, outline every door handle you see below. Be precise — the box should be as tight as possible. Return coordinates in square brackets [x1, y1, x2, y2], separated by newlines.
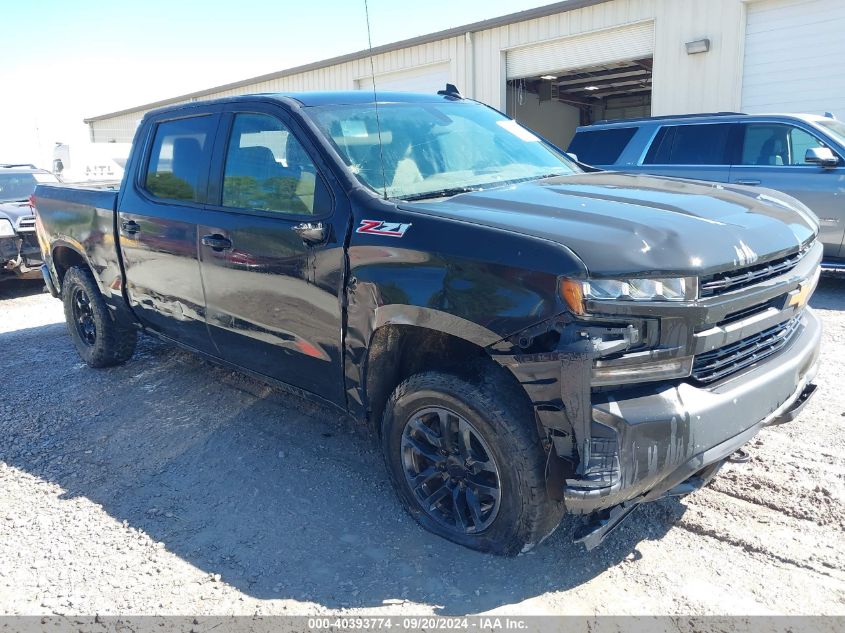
[121, 219, 141, 234]
[735, 179, 761, 186]
[201, 234, 233, 252]
[291, 221, 328, 245]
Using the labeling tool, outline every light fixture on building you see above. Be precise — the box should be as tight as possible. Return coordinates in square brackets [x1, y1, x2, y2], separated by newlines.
[685, 38, 711, 55]
[540, 75, 557, 81]
[585, 86, 599, 91]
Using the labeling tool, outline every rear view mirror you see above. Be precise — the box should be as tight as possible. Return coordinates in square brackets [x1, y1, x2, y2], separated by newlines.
[805, 147, 839, 168]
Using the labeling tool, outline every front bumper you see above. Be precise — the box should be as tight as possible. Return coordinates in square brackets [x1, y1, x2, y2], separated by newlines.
[563, 307, 820, 544]
[0, 233, 43, 279]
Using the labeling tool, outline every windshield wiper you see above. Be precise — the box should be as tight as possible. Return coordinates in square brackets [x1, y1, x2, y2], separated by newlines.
[399, 186, 484, 202]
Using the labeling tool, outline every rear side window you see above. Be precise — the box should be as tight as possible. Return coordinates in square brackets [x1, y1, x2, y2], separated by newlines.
[145, 116, 216, 202]
[568, 127, 637, 165]
[644, 124, 733, 165]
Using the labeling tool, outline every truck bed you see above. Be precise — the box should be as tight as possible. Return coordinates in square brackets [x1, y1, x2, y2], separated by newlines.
[34, 182, 124, 309]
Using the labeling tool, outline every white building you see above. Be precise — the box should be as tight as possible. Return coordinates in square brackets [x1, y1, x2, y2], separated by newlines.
[84, 0, 845, 150]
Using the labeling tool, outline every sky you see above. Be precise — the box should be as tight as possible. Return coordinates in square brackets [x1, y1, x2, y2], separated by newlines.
[0, 0, 553, 168]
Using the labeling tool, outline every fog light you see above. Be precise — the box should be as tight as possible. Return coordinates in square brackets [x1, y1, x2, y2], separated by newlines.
[592, 357, 693, 386]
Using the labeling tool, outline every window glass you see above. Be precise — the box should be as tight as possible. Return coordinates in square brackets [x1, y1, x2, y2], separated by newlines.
[643, 124, 732, 165]
[305, 102, 577, 200]
[222, 113, 320, 215]
[145, 116, 215, 201]
[789, 127, 824, 165]
[738, 123, 831, 166]
[567, 128, 637, 165]
[0, 172, 58, 202]
[817, 119, 845, 148]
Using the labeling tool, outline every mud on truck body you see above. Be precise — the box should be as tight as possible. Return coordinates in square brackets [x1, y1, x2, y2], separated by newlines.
[34, 91, 821, 554]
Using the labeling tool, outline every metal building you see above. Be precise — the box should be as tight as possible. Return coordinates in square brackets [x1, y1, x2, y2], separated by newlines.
[84, 0, 845, 149]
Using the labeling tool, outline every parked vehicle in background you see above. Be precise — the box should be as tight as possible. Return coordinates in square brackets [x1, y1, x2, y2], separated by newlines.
[52, 142, 131, 183]
[0, 164, 58, 281]
[34, 91, 821, 555]
[568, 112, 845, 268]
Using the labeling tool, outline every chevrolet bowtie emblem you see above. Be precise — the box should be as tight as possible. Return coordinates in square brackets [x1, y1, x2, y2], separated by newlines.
[788, 281, 812, 309]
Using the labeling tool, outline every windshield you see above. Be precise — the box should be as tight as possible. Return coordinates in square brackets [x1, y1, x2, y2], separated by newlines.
[305, 101, 578, 200]
[817, 119, 845, 148]
[0, 172, 58, 202]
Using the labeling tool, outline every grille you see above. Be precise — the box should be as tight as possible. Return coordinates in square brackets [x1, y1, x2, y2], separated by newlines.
[692, 315, 802, 384]
[16, 216, 36, 231]
[700, 250, 805, 297]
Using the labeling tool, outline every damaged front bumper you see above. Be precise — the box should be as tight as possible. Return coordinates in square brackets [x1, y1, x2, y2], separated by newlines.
[576, 307, 821, 549]
[495, 304, 821, 550]
[0, 233, 43, 280]
[566, 307, 819, 518]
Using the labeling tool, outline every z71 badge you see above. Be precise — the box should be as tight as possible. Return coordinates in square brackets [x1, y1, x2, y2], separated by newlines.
[356, 219, 412, 238]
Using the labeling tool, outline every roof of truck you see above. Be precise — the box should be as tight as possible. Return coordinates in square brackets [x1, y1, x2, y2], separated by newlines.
[258, 91, 463, 106]
[141, 90, 470, 119]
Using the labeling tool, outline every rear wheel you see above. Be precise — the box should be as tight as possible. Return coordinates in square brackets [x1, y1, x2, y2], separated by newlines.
[381, 370, 565, 556]
[62, 266, 136, 367]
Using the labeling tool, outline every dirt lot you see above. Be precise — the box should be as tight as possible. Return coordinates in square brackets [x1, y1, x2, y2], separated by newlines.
[1, 276, 844, 616]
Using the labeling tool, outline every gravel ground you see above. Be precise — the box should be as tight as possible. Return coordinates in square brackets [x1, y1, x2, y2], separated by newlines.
[0, 276, 844, 616]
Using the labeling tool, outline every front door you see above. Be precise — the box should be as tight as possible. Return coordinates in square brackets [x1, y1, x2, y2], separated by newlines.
[198, 107, 349, 405]
[730, 122, 845, 259]
[117, 109, 220, 353]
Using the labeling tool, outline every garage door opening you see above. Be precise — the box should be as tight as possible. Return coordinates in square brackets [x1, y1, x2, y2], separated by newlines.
[506, 57, 653, 149]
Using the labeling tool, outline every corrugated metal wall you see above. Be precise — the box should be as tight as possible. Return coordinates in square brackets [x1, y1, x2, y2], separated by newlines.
[90, 0, 750, 142]
[742, 0, 845, 118]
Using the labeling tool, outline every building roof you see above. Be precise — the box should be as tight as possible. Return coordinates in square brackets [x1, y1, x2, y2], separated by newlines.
[84, 0, 610, 123]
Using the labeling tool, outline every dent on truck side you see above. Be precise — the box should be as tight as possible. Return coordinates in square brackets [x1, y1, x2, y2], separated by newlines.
[342, 199, 591, 460]
[36, 184, 130, 320]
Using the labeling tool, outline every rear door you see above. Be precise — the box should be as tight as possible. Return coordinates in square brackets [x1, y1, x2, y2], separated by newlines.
[118, 108, 221, 352]
[729, 121, 845, 259]
[197, 104, 349, 405]
[633, 123, 734, 182]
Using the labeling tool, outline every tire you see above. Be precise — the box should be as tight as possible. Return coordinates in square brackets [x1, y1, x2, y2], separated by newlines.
[62, 266, 137, 368]
[381, 370, 565, 556]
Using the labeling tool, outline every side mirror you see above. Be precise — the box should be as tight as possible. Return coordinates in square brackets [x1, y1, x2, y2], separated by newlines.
[805, 147, 839, 168]
[566, 152, 579, 163]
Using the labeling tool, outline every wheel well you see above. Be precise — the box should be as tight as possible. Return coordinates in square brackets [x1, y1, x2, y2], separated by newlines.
[52, 246, 87, 284]
[364, 324, 531, 434]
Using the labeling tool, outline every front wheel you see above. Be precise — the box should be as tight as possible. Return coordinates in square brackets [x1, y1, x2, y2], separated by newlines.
[62, 266, 137, 368]
[381, 371, 565, 556]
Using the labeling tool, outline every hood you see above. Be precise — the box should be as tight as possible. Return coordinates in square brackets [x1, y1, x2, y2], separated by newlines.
[0, 200, 35, 226]
[401, 172, 819, 277]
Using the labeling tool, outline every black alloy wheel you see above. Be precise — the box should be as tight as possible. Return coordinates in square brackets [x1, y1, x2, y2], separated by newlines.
[71, 286, 97, 346]
[400, 406, 502, 534]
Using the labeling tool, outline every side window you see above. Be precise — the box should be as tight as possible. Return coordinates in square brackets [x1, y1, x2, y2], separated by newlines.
[738, 123, 831, 166]
[789, 127, 826, 165]
[145, 116, 216, 202]
[222, 113, 323, 215]
[567, 127, 637, 165]
[643, 124, 732, 165]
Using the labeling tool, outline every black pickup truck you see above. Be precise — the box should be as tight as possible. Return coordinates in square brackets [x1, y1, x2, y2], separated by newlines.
[34, 91, 822, 555]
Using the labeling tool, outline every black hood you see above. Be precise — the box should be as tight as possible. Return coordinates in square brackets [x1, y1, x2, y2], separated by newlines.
[0, 200, 35, 226]
[402, 172, 819, 277]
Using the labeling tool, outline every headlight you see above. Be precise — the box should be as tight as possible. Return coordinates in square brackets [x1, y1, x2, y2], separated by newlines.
[0, 219, 16, 238]
[560, 276, 698, 314]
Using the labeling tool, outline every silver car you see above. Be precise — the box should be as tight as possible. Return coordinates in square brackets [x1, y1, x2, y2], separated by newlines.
[568, 112, 845, 267]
